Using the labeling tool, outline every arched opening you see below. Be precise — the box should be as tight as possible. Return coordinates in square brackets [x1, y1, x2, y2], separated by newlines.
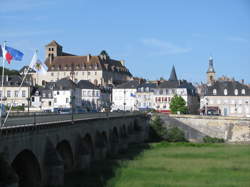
[102, 131, 108, 145]
[122, 125, 127, 138]
[134, 119, 141, 132]
[56, 140, 74, 171]
[82, 134, 94, 157]
[95, 131, 105, 148]
[11, 150, 41, 187]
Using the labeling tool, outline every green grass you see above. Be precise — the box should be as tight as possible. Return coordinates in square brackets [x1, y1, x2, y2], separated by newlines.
[106, 143, 250, 187]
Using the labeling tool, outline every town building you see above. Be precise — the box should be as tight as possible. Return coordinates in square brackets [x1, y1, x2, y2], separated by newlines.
[136, 83, 157, 111]
[77, 80, 101, 111]
[153, 66, 199, 114]
[200, 57, 250, 117]
[0, 75, 32, 107]
[112, 80, 140, 111]
[33, 40, 132, 86]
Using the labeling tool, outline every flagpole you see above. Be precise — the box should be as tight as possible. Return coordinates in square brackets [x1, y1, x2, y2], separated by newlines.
[2, 50, 38, 128]
[0, 41, 7, 129]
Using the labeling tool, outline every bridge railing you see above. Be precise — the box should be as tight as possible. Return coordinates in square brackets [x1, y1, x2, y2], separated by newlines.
[0, 111, 144, 131]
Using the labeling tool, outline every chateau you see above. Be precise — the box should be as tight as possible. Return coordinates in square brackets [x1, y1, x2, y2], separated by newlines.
[34, 40, 133, 86]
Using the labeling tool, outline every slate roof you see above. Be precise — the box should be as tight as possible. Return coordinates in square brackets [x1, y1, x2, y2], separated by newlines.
[169, 65, 178, 81]
[54, 78, 76, 90]
[137, 83, 157, 92]
[0, 75, 30, 87]
[205, 80, 250, 96]
[115, 80, 140, 89]
[77, 80, 99, 90]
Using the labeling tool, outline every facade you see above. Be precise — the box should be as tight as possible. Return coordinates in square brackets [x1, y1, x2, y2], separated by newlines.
[153, 66, 199, 114]
[201, 80, 250, 117]
[77, 80, 101, 111]
[200, 57, 250, 117]
[136, 83, 156, 111]
[112, 80, 140, 111]
[0, 76, 31, 107]
[34, 40, 132, 86]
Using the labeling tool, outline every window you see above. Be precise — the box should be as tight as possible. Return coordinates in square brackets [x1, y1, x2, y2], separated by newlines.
[224, 89, 228, 96]
[15, 90, 18, 97]
[7, 90, 11, 97]
[88, 91, 91, 96]
[82, 91, 86, 96]
[32, 97, 35, 102]
[49, 101, 51, 106]
[95, 72, 97, 75]
[213, 89, 217, 95]
[0, 91, 2, 97]
[234, 89, 238, 95]
[66, 98, 69, 103]
[48, 93, 51, 98]
[22, 90, 26, 97]
[88, 72, 90, 75]
[159, 89, 163, 95]
[242, 89, 246, 95]
[51, 72, 54, 76]
[51, 48, 54, 51]
[96, 91, 99, 97]
[54, 98, 57, 103]
[82, 72, 84, 75]
[57, 91, 59, 95]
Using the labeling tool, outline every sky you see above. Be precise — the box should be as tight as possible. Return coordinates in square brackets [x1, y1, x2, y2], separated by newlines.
[0, 0, 250, 84]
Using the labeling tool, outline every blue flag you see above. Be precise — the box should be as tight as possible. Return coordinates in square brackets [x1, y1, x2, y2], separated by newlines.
[5, 46, 24, 61]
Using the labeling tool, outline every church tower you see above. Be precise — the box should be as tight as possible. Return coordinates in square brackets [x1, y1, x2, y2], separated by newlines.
[207, 56, 216, 85]
[169, 65, 178, 81]
[45, 40, 63, 64]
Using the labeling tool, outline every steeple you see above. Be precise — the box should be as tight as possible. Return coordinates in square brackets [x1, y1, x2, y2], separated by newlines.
[206, 56, 216, 85]
[169, 65, 178, 81]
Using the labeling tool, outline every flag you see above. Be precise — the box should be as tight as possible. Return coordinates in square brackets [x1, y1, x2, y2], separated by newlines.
[29, 52, 47, 74]
[1, 45, 24, 64]
[130, 93, 136, 97]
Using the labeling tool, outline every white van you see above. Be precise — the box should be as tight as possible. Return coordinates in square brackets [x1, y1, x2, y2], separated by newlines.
[0, 104, 6, 117]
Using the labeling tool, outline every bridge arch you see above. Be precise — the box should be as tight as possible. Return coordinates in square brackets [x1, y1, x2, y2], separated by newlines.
[56, 140, 74, 171]
[134, 119, 141, 132]
[11, 149, 41, 187]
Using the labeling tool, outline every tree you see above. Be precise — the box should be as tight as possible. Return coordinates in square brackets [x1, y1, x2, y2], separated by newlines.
[149, 115, 167, 141]
[170, 95, 188, 114]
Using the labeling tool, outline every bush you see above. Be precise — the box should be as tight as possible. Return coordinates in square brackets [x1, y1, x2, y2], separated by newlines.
[165, 127, 188, 142]
[203, 136, 224, 143]
[149, 115, 167, 142]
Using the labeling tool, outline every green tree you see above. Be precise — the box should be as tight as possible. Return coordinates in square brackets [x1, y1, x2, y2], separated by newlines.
[170, 95, 188, 114]
[149, 115, 167, 141]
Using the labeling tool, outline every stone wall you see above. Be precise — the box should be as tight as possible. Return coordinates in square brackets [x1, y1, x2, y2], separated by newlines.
[160, 114, 250, 142]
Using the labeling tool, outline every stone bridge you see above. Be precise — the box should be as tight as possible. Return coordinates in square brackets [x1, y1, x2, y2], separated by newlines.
[160, 114, 250, 142]
[0, 114, 149, 187]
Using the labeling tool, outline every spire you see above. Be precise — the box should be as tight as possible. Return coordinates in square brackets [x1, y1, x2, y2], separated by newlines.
[207, 56, 215, 73]
[169, 65, 178, 81]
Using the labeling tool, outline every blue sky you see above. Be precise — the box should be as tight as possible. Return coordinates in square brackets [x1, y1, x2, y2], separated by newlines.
[1, 0, 250, 83]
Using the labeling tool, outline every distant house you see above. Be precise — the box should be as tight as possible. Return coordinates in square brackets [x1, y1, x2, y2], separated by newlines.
[112, 80, 140, 111]
[0, 75, 32, 107]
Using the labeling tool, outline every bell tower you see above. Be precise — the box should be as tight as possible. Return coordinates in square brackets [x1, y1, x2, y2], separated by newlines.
[207, 56, 216, 85]
[45, 40, 62, 64]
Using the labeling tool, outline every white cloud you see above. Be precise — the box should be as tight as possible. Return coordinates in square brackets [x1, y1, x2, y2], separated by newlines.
[141, 38, 192, 56]
[227, 36, 248, 43]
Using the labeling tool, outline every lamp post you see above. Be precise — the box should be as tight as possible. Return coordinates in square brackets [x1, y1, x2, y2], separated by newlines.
[205, 97, 209, 115]
[123, 89, 126, 112]
[70, 64, 75, 123]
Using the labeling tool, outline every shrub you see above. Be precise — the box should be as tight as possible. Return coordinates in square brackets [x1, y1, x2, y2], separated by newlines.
[165, 127, 188, 142]
[149, 115, 167, 142]
[203, 136, 224, 143]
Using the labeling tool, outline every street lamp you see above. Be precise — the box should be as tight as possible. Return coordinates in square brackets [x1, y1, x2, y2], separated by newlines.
[205, 97, 209, 115]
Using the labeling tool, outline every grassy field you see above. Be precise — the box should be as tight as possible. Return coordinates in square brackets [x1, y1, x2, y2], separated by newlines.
[106, 143, 250, 187]
[64, 143, 250, 187]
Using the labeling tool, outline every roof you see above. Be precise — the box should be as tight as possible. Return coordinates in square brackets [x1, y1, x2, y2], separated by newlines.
[77, 80, 99, 90]
[0, 75, 30, 87]
[115, 80, 140, 89]
[54, 78, 76, 90]
[44, 55, 132, 76]
[137, 83, 157, 92]
[205, 80, 250, 96]
[169, 65, 178, 81]
[45, 40, 62, 47]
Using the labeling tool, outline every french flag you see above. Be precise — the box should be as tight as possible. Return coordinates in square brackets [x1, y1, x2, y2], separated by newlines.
[0, 45, 24, 64]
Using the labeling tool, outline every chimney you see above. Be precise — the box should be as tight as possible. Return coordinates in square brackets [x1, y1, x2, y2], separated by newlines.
[241, 79, 244, 84]
[120, 60, 125, 66]
[87, 54, 91, 62]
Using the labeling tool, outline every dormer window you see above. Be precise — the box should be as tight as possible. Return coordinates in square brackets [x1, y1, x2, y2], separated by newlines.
[234, 89, 238, 96]
[242, 89, 246, 95]
[213, 89, 217, 95]
[224, 89, 228, 96]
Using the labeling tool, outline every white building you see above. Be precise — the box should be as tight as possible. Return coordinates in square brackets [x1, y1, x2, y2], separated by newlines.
[136, 83, 156, 111]
[112, 80, 140, 111]
[0, 75, 31, 107]
[77, 80, 101, 111]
